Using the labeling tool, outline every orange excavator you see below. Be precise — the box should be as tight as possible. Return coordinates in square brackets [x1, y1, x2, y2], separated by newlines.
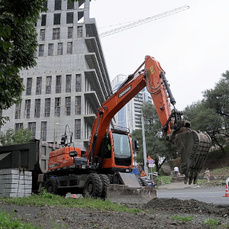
[44, 56, 211, 202]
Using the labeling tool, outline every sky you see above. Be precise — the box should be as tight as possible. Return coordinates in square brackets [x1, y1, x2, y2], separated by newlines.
[90, 0, 229, 110]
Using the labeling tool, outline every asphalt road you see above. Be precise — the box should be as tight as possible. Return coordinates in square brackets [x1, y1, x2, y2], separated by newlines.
[157, 183, 229, 205]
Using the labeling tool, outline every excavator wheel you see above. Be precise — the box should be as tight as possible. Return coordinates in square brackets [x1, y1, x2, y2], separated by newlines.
[174, 128, 211, 184]
[45, 177, 58, 194]
[99, 174, 110, 199]
[83, 173, 102, 198]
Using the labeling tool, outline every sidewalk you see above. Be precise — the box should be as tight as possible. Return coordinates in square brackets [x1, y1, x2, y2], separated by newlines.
[157, 181, 200, 190]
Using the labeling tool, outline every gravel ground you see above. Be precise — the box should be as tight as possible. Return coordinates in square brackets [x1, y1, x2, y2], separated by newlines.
[0, 195, 228, 229]
[0, 182, 228, 228]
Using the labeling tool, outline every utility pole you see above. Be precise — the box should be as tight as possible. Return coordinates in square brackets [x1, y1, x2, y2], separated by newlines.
[141, 114, 148, 177]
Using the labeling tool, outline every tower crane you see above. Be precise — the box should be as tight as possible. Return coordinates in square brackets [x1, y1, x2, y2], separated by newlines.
[100, 5, 190, 38]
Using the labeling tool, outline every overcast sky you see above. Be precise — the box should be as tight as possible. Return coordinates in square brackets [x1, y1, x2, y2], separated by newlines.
[90, 0, 229, 110]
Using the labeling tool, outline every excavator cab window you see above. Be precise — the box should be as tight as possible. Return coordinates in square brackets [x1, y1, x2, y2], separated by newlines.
[112, 133, 131, 157]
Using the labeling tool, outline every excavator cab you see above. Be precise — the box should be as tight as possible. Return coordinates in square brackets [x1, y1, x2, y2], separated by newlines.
[99, 128, 134, 173]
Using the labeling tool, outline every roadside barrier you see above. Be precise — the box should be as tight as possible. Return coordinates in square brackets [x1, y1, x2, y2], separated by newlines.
[223, 177, 229, 197]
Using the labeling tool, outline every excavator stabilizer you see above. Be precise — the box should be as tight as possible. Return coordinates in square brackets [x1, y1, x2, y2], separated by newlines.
[106, 172, 156, 204]
[174, 128, 211, 184]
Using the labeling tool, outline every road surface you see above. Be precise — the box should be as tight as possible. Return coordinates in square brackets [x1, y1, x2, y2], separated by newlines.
[157, 182, 229, 205]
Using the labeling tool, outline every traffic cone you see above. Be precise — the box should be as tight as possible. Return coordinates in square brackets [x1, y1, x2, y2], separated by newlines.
[223, 184, 229, 197]
[72, 194, 77, 199]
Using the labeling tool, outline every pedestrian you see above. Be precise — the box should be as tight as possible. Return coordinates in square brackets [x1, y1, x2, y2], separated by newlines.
[204, 168, 210, 182]
[174, 166, 179, 177]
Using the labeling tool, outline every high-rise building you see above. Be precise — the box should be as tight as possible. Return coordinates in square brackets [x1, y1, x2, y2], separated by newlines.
[1, 0, 112, 150]
[111, 75, 152, 133]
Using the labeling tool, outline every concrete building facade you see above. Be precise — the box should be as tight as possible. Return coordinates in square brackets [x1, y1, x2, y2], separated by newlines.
[1, 0, 112, 150]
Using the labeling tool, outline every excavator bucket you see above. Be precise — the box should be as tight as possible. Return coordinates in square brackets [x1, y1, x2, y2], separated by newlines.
[106, 172, 156, 204]
[174, 128, 211, 184]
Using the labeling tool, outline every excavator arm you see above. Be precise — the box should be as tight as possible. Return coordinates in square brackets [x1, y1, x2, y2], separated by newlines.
[88, 56, 211, 184]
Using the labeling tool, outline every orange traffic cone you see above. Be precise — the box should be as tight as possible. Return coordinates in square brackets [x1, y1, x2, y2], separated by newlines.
[72, 194, 77, 199]
[223, 184, 229, 197]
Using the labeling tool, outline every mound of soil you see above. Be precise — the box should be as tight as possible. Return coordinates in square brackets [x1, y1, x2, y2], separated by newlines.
[0, 198, 228, 229]
[145, 198, 229, 216]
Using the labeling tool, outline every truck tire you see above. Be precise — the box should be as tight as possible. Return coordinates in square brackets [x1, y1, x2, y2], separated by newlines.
[83, 173, 102, 198]
[45, 177, 58, 194]
[99, 174, 110, 199]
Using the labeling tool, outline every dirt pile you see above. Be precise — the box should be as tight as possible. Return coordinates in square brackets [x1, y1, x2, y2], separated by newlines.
[145, 198, 229, 216]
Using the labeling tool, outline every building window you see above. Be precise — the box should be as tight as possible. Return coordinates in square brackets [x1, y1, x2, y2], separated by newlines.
[56, 75, 62, 93]
[38, 44, 44, 57]
[75, 96, 81, 115]
[36, 77, 42, 95]
[46, 76, 52, 94]
[54, 13, 61, 25]
[68, 27, 73, 38]
[65, 97, 71, 116]
[44, 98, 51, 117]
[67, 42, 73, 54]
[40, 29, 45, 41]
[26, 78, 32, 95]
[67, 0, 74, 9]
[74, 119, 81, 139]
[66, 12, 73, 24]
[55, 97, 61, 117]
[34, 99, 41, 118]
[48, 43, 54, 56]
[15, 102, 21, 119]
[28, 122, 36, 139]
[25, 100, 31, 118]
[53, 28, 60, 40]
[41, 15, 46, 26]
[41, 121, 47, 141]
[57, 43, 63, 55]
[66, 74, 72, 92]
[77, 26, 83, 38]
[15, 123, 23, 132]
[55, 0, 61, 10]
[75, 74, 81, 92]
[78, 11, 84, 22]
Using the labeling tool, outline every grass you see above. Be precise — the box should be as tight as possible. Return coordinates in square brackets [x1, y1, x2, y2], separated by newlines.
[170, 215, 193, 224]
[0, 211, 39, 229]
[0, 189, 142, 214]
[210, 167, 229, 176]
[203, 218, 220, 227]
[155, 175, 173, 185]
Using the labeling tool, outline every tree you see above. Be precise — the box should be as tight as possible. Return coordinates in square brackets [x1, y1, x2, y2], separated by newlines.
[0, 0, 45, 126]
[132, 102, 177, 173]
[0, 127, 33, 146]
[183, 71, 229, 153]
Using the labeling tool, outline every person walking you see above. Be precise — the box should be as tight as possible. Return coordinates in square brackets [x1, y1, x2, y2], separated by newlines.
[204, 168, 211, 182]
[174, 166, 179, 177]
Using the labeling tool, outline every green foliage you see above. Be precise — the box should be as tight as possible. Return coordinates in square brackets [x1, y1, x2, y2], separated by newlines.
[0, 189, 142, 214]
[184, 71, 229, 153]
[0, 211, 38, 229]
[170, 215, 193, 223]
[0, 127, 33, 146]
[155, 175, 173, 185]
[203, 218, 220, 226]
[132, 102, 177, 171]
[0, 0, 45, 126]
